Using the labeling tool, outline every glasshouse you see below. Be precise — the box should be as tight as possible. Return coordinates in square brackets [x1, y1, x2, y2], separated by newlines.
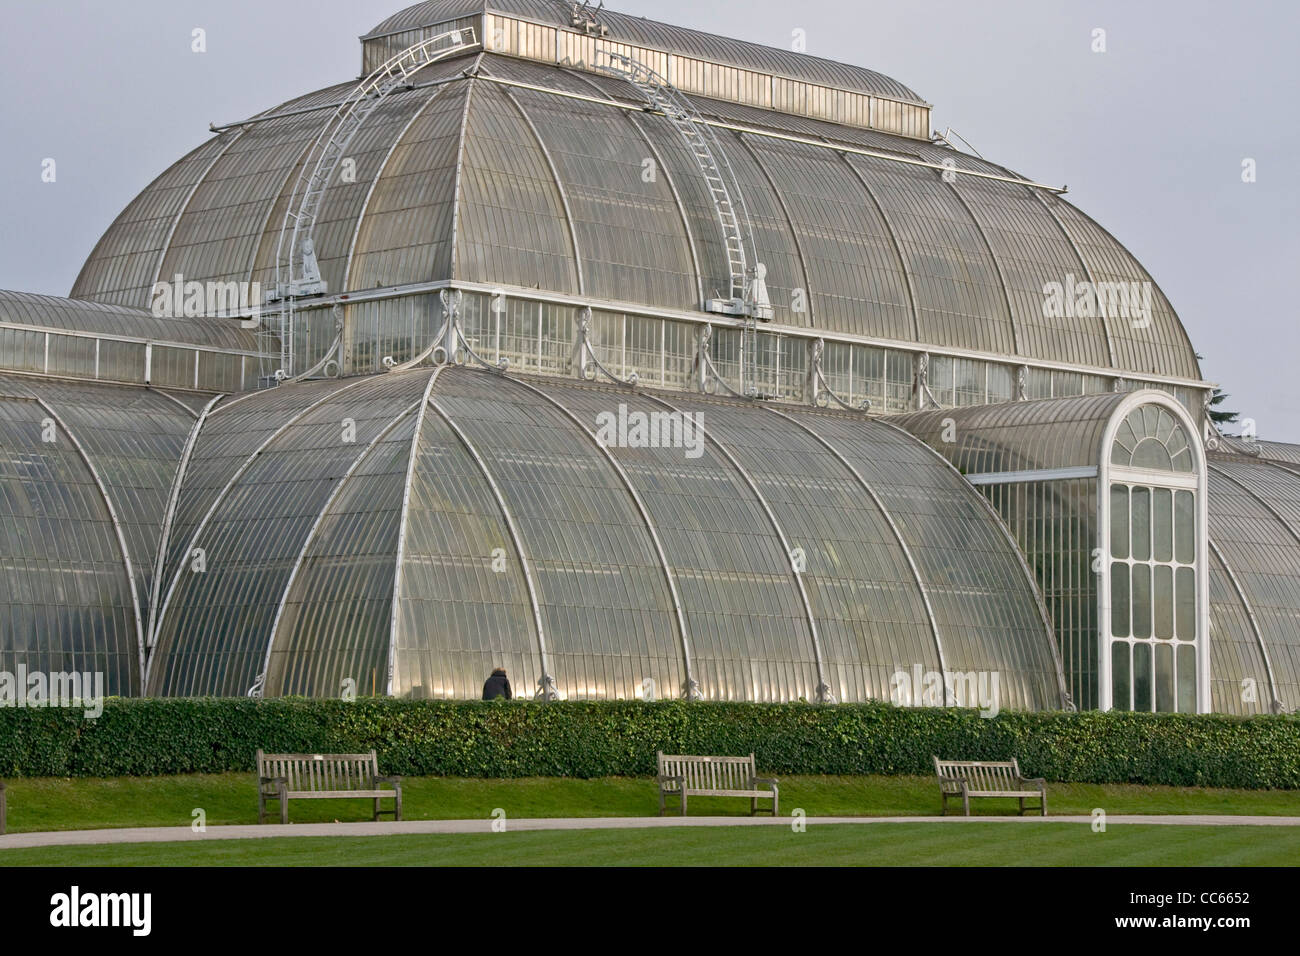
[2, 0, 1295, 714]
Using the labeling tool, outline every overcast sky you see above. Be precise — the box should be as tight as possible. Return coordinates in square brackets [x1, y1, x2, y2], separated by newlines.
[1, 0, 1296, 438]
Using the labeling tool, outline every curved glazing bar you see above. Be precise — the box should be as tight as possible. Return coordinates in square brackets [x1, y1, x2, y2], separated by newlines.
[0, 396, 141, 695]
[1206, 538, 1280, 714]
[149, 374, 405, 694]
[639, 391, 832, 701]
[428, 369, 683, 700]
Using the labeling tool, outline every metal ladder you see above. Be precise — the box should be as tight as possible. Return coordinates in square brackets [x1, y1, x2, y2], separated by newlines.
[264, 27, 479, 381]
[594, 50, 763, 317]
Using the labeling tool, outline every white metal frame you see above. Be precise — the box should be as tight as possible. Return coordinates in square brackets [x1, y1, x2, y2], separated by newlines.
[1097, 390, 1209, 713]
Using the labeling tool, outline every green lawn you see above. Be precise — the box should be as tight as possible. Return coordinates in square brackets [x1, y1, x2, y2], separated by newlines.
[3, 823, 1297, 867]
[1, 773, 1296, 834]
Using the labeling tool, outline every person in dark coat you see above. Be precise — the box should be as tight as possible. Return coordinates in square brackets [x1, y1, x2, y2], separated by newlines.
[482, 668, 512, 700]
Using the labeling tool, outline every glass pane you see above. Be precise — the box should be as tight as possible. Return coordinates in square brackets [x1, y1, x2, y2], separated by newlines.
[1153, 488, 1172, 562]
[1133, 642, 1152, 711]
[1154, 565, 1174, 639]
[1110, 562, 1130, 637]
[1110, 485, 1129, 559]
[1111, 641, 1131, 711]
[1177, 645, 1197, 713]
[1174, 490, 1194, 564]
[1175, 566, 1195, 640]
[1131, 487, 1150, 561]
[1155, 642, 1175, 712]
[1131, 564, 1151, 639]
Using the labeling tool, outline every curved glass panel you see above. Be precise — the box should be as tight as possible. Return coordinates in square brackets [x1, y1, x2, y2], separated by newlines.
[0, 392, 142, 696]
[1111, 405, 1194, 472]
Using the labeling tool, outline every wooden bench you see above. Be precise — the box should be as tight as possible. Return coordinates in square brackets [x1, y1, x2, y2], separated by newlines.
[933, 756, 1046, 816]
[657, 752, 778, 817]
[257, 750, 402, 825]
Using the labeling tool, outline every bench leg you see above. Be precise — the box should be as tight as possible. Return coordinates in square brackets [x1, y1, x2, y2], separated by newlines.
[751, 796, 757, 816]
[680, 792, 687, 817]
[258, 790, 265, 826]
[940, 791, 946, 816]
[279, 788, 288, 825]
[1018, 797, 1025, 817]
[1040, 792, 1047, 817]
[373, 797, 381, 821]
[395, 789, 403, 822]
[962, 792, 970, 817]
[771, 791, 778, 817]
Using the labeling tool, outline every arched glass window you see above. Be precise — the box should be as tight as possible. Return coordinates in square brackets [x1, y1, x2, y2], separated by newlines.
[1108, 402, 1200, 713]
[1110, 405, 1194, 472]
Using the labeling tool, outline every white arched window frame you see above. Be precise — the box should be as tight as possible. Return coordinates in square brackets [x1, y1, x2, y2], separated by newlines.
[1098, 391, 1209, 713]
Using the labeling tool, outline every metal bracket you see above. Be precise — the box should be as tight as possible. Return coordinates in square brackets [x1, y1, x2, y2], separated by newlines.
[807, 338, 869, 412]
[569, 307, 638, 385]
[436, 289, 508, 373]
[247, 672, 266, 700]
[693, 323, 755, 399]
[535, 673, 559, 701]
[914, 352, 943, 410]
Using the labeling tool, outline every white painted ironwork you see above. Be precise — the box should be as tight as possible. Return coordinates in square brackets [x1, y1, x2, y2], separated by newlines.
[875, 416, 1076, 710]
[641, 392, 832, 702]
[427, 395, 559, 700]
[767, 407, 945, 684]
[570, 308, 637, 386]
[593, 50, 770, 322]
[1207, 538, 1285, 713]
[149, 376, 377, 673]
[807, 339, 870, 411]
[267, 28, 479, 380]
[147, 393, 223, 648]
[506, 376, 700, 700]
[256, 396, 427, 698]
[35, 399, 147, 685]
[386, 368, 445, 695]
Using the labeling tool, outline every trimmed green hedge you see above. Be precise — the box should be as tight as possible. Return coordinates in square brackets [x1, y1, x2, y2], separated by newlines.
[1, 698, 1297, 788]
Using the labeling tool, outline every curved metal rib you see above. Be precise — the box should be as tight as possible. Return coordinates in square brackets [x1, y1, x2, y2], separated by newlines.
[258, 396, 428, 697]
[560, 67, 704, 304]
[504, 376, 699, 700]
[1210, 463, 1300, 550]
[875, 416, 1074, 710]
[764, 406, 948, 687]
[427, 396, 557, 700]
[570, 307, 637, 386]
[1207, 537, 1284, 713]
[807, 338, 869, 411]
[341, 79, 465, 294]
[147, 393, 223, 647]
[386, 368, 445, 694]
[149, 375, 377, 665]
[834, 149, 922, 342]
[35, 399, 147, 685]
[945, 179, 1021, 356]
[735, 135, 814, 326]
[447, 54, 485, 282]
[150, 130, 246, 294]
[639, 391, 832, 702]
[482, 65, 585, 295]
[1032, 190, 1119, 369]
[144, 386, 202, 418]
